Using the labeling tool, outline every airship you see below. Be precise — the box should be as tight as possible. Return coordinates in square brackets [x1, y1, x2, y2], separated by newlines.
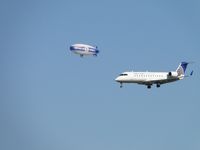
[70, 43, 99, 57]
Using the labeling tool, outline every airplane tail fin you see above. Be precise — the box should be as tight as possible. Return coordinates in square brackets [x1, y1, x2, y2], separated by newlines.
[176, 62, 189, 76]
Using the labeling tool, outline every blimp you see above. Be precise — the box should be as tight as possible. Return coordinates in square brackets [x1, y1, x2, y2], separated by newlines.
[70, 43, 99, 57]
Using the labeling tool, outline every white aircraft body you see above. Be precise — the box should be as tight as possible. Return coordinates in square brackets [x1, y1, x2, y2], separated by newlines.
[70, 43, 99, 57]
[115, 62, 193, 89]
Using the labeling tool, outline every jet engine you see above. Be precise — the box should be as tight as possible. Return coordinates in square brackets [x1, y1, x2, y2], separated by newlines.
[168, 71, 178, 77]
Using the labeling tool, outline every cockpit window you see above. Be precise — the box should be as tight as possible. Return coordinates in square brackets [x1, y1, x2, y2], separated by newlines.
[120, 74, 128, 76]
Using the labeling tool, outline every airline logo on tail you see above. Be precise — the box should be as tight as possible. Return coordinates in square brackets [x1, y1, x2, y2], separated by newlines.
[176, 62, 188, 76]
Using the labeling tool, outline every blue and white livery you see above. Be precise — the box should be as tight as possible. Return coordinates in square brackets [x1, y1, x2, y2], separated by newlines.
[115, 62, 193, 89]
[70, 43, 99, 57]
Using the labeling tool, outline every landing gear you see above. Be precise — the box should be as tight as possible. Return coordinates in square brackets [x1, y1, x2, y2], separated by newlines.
[147, 85, 151, 89]
[156, 83, 160, 88]
[80, 54, 84, 57]
[120, 83, 123, 88]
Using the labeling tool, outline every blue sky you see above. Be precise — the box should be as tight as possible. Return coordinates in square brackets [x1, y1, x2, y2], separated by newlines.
[0, 0, 200, 150]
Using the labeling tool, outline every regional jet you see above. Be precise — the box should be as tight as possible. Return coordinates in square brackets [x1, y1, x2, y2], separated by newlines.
[115, 62, 193, 89]
[70, 43, 99, 57]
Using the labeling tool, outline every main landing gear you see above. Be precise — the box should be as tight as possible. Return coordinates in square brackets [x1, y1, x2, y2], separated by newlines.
[147, 85, 151, 89]
[147, 84, 160, 89]
[156, 83, 160, 88]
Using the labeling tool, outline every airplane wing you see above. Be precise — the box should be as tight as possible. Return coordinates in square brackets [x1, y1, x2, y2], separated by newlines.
[138, 78, 179, 85]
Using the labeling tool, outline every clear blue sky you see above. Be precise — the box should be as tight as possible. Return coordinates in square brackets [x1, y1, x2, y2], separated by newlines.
[1, 0, 200, 150]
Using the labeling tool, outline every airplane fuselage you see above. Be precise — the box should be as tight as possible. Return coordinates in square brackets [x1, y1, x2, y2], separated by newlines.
[115, 72, 180, 85]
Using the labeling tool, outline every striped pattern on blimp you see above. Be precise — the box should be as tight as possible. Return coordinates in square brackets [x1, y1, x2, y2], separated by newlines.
[70, 43, 99, 57]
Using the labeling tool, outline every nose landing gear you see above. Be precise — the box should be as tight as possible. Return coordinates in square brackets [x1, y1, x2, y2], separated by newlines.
[120, 83, 123, 88]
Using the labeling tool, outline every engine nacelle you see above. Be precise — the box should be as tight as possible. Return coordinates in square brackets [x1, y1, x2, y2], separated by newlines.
[168, 71, 178, 77]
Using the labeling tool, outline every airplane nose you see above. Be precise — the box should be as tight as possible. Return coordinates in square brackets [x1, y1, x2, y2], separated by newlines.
[95, 50, 99, 53]
[115, 77, 120, 82]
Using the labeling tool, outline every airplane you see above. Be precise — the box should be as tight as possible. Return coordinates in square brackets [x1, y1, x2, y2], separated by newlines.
[115, 62, 193, 89]
[70, 43, 99, 57]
